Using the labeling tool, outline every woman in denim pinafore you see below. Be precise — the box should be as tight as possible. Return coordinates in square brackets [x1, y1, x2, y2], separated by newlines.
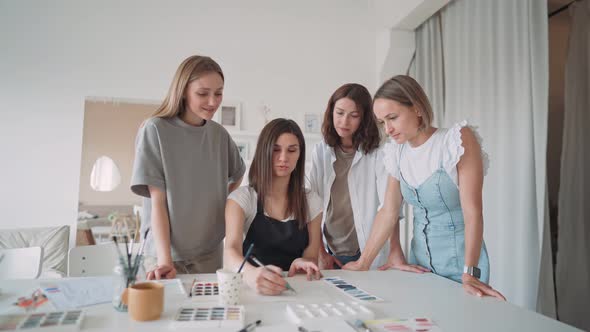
[343, 75, 504, 300]
[397, 142, 490, 283]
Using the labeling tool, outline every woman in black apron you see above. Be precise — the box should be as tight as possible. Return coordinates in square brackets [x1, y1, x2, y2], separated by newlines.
[224, 119, 323, 295]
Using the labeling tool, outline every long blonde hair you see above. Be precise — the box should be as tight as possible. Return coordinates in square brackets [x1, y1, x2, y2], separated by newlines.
[152, 55, 224, 118]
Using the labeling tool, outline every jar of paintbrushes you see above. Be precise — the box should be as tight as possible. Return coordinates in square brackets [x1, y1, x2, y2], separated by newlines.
[112, 229, 150, 312]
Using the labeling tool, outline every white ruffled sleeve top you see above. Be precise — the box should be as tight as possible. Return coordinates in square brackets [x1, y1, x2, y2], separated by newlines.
[382, 120, 489, 188]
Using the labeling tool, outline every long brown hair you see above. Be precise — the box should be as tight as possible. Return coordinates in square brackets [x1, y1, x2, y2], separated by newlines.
[374, 75, 433, 130]
[152, 55, 224, 118]
[321, 83, 381, 154]
[249, 119, 308, 229]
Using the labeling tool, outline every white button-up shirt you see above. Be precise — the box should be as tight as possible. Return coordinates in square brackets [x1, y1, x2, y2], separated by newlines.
[309, 140, 394, 269]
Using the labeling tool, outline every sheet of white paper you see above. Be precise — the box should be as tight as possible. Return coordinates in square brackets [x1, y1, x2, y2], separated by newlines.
[41, 277, 113, 310]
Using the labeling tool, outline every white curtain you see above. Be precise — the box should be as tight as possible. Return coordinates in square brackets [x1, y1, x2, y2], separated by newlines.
[414, 0, 549, 310]
[415, 12, 444, 128]
[556, 1, 590, 330]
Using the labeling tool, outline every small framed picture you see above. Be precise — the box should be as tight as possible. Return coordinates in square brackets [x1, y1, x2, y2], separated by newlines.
[304, 113, 321, 134]
[214, 101, 241, 130]
[235, 141, 249, 161]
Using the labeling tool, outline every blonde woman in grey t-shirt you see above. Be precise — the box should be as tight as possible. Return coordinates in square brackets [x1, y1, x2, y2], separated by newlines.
[131, 55, 245, 279]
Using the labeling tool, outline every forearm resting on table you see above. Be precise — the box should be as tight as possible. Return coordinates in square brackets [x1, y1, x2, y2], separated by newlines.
[358, 209, 397, 268]
[148, 186, 173, 266]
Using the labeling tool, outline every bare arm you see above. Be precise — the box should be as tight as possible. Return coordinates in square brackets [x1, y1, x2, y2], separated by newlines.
[223, 199, 250, 273]
[288, 212, 323, 279]
[386, 221, 405, 263]
[146, 186, 176, 279]
[457, 127, 505, 300]
[302, 213, 323, 264]
[345, 176, 403, 270]
[456, 127, 484, 268]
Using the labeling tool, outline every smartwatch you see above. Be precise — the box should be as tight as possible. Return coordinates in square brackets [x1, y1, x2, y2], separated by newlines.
[463, 265, 481, 279]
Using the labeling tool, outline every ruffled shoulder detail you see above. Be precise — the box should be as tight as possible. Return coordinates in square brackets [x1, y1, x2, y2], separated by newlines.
[380, 140, 401, 180]
[443, 120, 490, 176]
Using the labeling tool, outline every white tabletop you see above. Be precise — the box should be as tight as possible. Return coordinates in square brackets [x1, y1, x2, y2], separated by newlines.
[0, 270, 579, 331]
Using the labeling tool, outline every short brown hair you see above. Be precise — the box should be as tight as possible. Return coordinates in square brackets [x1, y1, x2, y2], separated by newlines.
[321, 83, 381, 154]
[248, 119, 308, 229]
[374, 75, 433, 130]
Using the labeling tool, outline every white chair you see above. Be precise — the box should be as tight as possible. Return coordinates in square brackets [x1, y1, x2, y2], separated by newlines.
[0, 246, 44, 279]
[68, 243, 139, 277]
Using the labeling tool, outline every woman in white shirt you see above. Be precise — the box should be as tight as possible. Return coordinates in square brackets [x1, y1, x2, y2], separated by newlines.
[343, 76, 505, 300]
[225, 119, 323, 295]
[310, 83, 427, 273]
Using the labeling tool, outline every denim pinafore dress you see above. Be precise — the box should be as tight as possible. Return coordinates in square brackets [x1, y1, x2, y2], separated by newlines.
[398, 144, 490, 283]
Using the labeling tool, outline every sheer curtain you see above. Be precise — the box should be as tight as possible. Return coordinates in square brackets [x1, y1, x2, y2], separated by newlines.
[414, 0, 549, 310]
[556, 1, 590, 330]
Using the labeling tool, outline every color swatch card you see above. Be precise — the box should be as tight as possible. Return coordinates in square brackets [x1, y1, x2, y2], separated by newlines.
[322, 277, 384, 302]
[0, 310, 83, 332]
[190, 280, 219, 300]
[364, 318, 442, 332]
[170, 306, 244, 329]
[286, 301, 374, 325]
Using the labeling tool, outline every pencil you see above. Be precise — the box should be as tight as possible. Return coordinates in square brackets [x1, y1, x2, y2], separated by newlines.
[238, 243, 254, 273]
[250, 256, 296, 293]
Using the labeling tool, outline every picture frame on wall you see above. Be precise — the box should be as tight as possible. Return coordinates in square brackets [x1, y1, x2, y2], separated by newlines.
[304, 113, 321, 134]
[214, 101, 241, 130]
[235, 141, 249, 161]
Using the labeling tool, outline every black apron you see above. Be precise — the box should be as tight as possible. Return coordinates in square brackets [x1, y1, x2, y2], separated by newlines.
[243, 201, 309, 271]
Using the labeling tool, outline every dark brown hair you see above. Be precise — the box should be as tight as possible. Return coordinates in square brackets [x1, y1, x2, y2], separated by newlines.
[248, 119, 308, 229]
[374, 75, 433, 130]
[321, 83, 381, 154]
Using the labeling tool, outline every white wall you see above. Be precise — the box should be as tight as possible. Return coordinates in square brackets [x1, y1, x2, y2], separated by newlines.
[0, 0, 383, 245]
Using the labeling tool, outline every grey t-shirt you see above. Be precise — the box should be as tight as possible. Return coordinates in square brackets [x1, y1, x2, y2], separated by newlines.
[131, 116, 245, 262]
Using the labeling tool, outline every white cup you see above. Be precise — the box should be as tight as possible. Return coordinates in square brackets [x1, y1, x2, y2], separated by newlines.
[216, 269, 243, 305]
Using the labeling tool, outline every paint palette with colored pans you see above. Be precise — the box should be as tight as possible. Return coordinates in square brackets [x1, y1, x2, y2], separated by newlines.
[0, 310, 84, 331]
[170, 306, 245, 329]
[190, 280, 219, 300]
[323, 277, 384, 302]
[285, 301, 374, 325]
[364, 317, 442, 331]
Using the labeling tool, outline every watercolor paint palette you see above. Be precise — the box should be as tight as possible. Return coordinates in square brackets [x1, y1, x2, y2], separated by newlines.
[286, 301, 374, 325]
[364, 318, 442, 332]
[0, 310, 83, 331]
[323, 277, 384, 302]
[190, 280, 220, 299]
[171, 306, 244, 329]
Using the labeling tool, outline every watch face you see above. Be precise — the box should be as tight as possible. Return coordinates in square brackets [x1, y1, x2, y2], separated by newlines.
[473, 266, 481, 279]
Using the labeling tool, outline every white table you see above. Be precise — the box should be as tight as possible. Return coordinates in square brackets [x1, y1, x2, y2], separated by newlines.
[0, 270, 580, 331]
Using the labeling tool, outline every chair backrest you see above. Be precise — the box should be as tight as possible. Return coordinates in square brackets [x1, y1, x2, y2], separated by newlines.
[67, 243, 138, 277]
[0, 225, 69, 278]
[0, 246, 44, 279]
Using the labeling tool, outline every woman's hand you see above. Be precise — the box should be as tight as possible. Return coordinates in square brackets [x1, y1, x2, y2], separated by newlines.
[244, 265, 287, 295]
[378, 255, 430, 273]
[342, 259, 369, 271]
[462, 273, 506, 300]
[288, 258, 322, 280]
[318, 248, 343, 270]
[146, 264, 177, 280]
